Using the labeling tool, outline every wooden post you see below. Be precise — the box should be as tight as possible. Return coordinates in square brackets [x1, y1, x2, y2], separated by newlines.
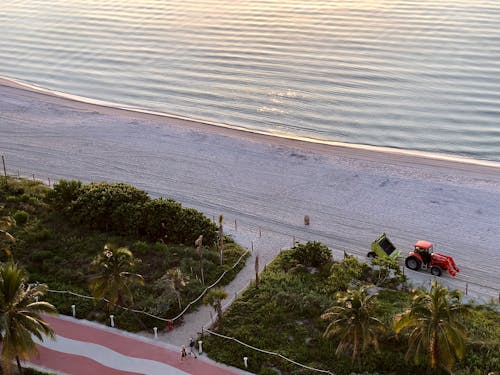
[32, 174, 35, 181]
[259, 226, 262, 237]
[465, 283, 468, 296]
[234, 219, 237, 231]
[48, 177, 51, 186]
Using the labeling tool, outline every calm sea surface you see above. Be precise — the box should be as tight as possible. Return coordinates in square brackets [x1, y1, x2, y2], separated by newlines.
[1, 0, 500, 162]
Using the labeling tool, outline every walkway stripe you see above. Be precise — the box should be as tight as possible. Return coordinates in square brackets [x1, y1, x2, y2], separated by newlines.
[26, 315, 246, 375]
[34, 335, 190, 375]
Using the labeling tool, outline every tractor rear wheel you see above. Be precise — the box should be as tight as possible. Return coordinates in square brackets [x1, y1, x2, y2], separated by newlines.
[430, 266, 442, 277]
[405, 256, 421, 271]
[367, 252, 377, 259]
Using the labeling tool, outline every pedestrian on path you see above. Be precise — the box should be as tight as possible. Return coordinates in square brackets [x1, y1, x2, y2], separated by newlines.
[180, 345, 187, 361]
[189, 337, 197, 358]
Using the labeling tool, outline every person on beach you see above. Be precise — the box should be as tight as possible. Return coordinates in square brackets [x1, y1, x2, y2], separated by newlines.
[180, 345, 187, 361]
[189, 337, 197, 358]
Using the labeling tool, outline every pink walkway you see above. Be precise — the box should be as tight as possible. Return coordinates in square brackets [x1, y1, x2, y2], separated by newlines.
[26, 315, 247, 375]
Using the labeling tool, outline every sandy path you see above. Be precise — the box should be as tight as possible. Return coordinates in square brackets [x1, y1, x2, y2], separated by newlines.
[1, 77, 499, 346]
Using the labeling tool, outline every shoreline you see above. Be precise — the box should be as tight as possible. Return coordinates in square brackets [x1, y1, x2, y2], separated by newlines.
[2, 76, 499, 171]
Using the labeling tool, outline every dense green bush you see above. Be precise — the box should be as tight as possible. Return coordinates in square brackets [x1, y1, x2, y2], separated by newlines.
[139, 199, 217, 246]
[46, 179, 82, 211]
[328, 255, 369, 291]
[13, 209, 29, 225]
[132, 240, 150, 256]
[69, 182, 149, 231]
[290, 241, 332, 268]
[139, 198, 184, 242]
[154, 241, 169, 254]
[48, 181, 219, 246]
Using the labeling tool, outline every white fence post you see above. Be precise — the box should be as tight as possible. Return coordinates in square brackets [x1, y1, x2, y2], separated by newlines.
[198, 340, 203, 354]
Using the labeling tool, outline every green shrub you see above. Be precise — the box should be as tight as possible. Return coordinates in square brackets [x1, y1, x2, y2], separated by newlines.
[328, 255, 368, 291]
[139, 198, 217, 246]
[46, 179, 83, 211]
[132, 240, 150, 255]
[278, 250, 300, 272]
[69, 182, 149, 231]
[369, 256, 407, 288]
[290, 241, 332, 268]
[139, 198, 183, 242]
[13, 210, 29, 225]
[31, 228, 52, 241]
[6, 195, 18, 203]
[154, 242, 169, 254]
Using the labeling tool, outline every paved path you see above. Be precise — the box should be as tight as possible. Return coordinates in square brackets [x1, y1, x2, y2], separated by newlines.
[26, 315, 251, 375]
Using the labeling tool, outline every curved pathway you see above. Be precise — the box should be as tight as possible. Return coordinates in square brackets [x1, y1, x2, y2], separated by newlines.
[26, 315, 250, 375]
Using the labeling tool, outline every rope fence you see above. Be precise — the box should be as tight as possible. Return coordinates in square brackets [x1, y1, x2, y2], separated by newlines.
[203, 328, 334, 374]
[44, 249, 249, 325]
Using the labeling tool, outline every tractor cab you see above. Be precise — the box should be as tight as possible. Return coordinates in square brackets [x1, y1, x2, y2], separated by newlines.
[414, 240, 433, 253]
[414, 240, 433, 266]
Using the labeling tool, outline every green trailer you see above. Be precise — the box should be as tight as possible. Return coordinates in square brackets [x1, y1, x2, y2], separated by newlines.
[367, 233, 402, 259]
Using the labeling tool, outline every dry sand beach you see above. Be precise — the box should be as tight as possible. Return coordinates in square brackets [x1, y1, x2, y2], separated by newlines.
[1, 77, 500, 346]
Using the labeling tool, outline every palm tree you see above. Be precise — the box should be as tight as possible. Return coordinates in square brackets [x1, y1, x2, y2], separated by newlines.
[88, 244, 144, 311]
[0, 216, 16, 259]
[0, 262, 56, 374]
[166, 268, 188, 311]
[321, 286, 386, 368]
[203, 287, 228, 329]
[393, 280, 470, 374]
[195, 235, 204, 285]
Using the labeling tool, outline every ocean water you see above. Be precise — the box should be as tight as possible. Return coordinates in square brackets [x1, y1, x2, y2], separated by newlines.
[1, 0, 500, 163]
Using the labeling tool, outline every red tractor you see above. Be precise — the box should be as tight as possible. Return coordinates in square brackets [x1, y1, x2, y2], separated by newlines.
[405, 240, 459, 277]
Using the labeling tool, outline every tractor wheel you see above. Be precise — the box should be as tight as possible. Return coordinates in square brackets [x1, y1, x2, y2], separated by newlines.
[405, 256, 421, 271]
[430, 266, 442, 277]
[367, 252, 377, 259]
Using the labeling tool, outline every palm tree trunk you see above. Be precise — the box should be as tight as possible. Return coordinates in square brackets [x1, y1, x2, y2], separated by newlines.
[353, 331, 360, 369]
[15, 355, 23, 375]
[176, 292, 182, 311]
[430, 330, 438, 368]
[216, 302, 224, 329]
